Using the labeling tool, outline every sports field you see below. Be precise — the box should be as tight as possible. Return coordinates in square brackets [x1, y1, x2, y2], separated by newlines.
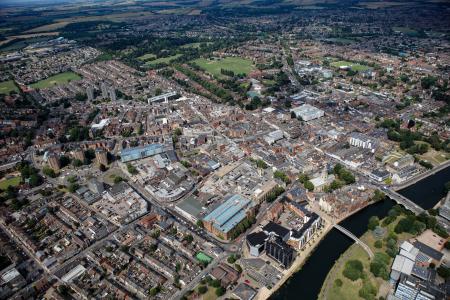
[195, 251, 212, 263]
[0, 80, 19, 95]
[193, 57, 254, 77]
[30, 72, 81, 89]
[331, 60, 370, 71]
[145, 54, 182, 66]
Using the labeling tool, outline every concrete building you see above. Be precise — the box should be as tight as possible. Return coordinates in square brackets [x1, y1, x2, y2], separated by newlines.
[101, 82, 109, 99]
[86, 86, 94, 101]
[47, 152, 60, 171]
[265, 234, 295, 268]
[203, 194, 256, 240]
[71, 148, 85, 162]
[349, 132, 377, 150]
[95, 148, 108, 166]
[290, 104, 324, 121]
[246, 231, 268, 257]
[264, 130, 284, 145]
[108, 86, 116, 101]
[395, 273, 445, 300]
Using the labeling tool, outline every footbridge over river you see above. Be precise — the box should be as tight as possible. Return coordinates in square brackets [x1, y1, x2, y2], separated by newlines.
[334, 224, 374, 259]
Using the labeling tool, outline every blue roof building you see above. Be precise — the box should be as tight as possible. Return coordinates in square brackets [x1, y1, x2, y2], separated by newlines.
[203, 194, 255, 239]
[120, 144, 165, 162]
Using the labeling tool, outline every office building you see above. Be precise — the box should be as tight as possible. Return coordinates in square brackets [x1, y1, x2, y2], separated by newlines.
[265, 234, 295, 268]
[203, 194, 256, 240]
[108, 86, 116, 101]
[101, 82, 109, 99]
[246, 231, 268, 257]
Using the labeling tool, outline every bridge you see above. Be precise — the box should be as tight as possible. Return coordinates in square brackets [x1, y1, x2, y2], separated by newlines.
[334, 224, 374, 259]
[383, 188, 425, 215]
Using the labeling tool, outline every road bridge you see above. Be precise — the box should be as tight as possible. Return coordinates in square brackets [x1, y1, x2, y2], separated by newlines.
[334, 224, 374, 259]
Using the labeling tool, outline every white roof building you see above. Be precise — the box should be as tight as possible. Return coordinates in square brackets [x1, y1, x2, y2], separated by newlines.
[290, 104, 324, 121]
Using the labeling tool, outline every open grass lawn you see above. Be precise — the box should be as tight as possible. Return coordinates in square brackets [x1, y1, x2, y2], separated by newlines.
[30, 72, 81, 89]
[393, 27, 418, 35]
[181, 42, 212, 49]
[331, 60, 370, 71]
[144, 54, 182, 66]
[137, 53, 156, 61]
[193, 57, 255, 77]
[0, 80, 19, 95]
[0, 176, 21, 190]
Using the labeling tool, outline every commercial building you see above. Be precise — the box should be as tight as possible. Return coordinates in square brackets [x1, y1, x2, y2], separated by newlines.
[290, 104, 324, 121]
[264, 130, 284, 145]
[370, 169, 391, 182]
[120, 144, 165, 162]
[439, 192, 450, 221]
[86, 86, 94, 101]
[71, 148, 85, 162]
[147, 91, 178, 104]
[349, 132, 377, 150]
[203, 194, 256, 240]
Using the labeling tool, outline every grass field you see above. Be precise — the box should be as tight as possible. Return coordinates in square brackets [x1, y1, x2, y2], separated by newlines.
[144, 54, 182, 66]
[30, 72, 81, 89]
[0, 80, 19, 95]
[137, 53, 156, 61]
[181, 42, 212, 49]
[331, 60, 370, 71]
[392, 27, 418, 35]
[0, 176, 21, 190]
[193, 57, 254, 77]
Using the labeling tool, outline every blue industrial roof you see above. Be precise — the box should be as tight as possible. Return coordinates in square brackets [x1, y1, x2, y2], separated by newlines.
[203, 194, 254, 234]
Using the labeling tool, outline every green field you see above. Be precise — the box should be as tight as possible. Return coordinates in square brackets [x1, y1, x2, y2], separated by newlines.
[30, 72, 81, 89]
[331, 60, 370, 71]
[193, 57, 255, 77]
[144, 54, 182, 66]
[393, 27, 418, 35]
[181, 42, 212, 49]
[0, 80, 19, 95]
[137, 53, 156, 61]
[0, 176, 21, 190]
[195, 251, 212, 263]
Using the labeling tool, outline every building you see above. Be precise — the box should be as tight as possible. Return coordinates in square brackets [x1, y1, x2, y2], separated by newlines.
[71, 148, 85, 162]
[47, 152, 61, 171]
[349, 132, 377, 150]
[210, 263, 240, 288]
[290, 104, 324, 121]
[394, 273, 445, 300]
[369, 169, 391, 182]
[174, 196, 204, 223]
[232, 283, 257, 300]
[86, 86, 94, 101]
[147, 91, 178, 104]
[120, 144, 165, 163]
[101, 82, 109, 99]
[108, 86, 116, 101]
[262, 221, 290, 241]
[438, 192, 450, 221]
[246, 231, 268, 257]
[203, 194, 256, 240]
[264, 130, 284, 145]
[95, 148, 108, 166]
[265, 234, 295, 268]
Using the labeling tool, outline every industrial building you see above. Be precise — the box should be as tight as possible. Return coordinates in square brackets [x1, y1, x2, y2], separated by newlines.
[290, 104, 324, 121]
[203, 194, 256, 240]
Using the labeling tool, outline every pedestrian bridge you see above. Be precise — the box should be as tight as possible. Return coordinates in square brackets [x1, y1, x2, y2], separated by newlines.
[334, 224, 374, 259]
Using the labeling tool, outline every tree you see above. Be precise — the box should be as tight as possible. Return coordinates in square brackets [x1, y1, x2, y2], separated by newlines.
[99, 164, 106, 172]
[196, 220, 204, 228]
[235, 263, 242, 273]
[127, 163, 138, 175]
[437, 266, 450, 279]
[304, 180, 314, 191]
[43, 166, 57, 178]
[368, 216, 380, 231]
[215, 287, 226, 296]
[72, 159, 83, 167]
[113, 176, 123, 184]
[374, 240, 382, 248]
[334, 279, 343, 287]
[343, 259, 364, 281]
[370, 253, 390, 280]
[198, 285, 207, 294]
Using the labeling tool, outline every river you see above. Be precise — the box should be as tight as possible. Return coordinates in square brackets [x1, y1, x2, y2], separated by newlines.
[270, 166, 450, 300]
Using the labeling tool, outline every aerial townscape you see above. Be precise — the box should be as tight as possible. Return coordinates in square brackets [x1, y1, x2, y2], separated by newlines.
[0, 0, 450, 300]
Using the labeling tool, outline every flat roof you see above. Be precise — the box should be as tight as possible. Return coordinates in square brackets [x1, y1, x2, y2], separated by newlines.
[203, 194, 254, 234]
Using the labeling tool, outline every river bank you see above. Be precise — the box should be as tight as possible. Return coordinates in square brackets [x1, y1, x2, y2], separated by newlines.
[271, 165, 450, 300]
